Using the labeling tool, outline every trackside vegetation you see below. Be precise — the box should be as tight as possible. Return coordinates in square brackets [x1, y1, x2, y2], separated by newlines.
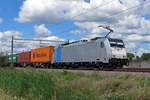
[0, 53, 9, 67]
[0, 68, 150, 100]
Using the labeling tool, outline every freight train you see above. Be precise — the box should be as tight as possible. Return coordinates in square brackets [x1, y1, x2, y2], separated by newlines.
[8, 37, 129, 69]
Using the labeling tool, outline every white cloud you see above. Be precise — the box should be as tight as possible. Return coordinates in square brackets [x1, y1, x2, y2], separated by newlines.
[45, 36, 64, 41]
[34, 24, 51, 37]
[0, 30, 21, 40]
[0, 30, 40, 53]
[33, 35, 65, 47]
[0, 25, 65, 53]
[16, 0, 73, 23]
[136, 48, 149, 57]
[34, 24, 63, 41]
[16, 0, 127, 23]
[34, 24, 65, 46]
[125, 42, 136, 50]
[127, 34, 143, 41]
[15, 0, 149, 25]
[16, 0, 150, 54]
[70, 30, 82, 35]
[0, 30, 22, 53]
[117, 15, 141, 29]
[16, 0, 149, 23]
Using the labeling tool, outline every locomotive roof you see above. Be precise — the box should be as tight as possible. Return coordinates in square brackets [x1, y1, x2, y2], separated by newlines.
[61, 37, 123, 47]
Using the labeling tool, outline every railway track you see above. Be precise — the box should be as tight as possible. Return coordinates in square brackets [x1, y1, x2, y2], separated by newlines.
[69, 67, 150, 73]
[17, 67, 150, 73]
[112, 68, 150, 73]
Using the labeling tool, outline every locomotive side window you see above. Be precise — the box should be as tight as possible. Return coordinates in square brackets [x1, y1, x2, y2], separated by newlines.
[101, 42, 104, 48]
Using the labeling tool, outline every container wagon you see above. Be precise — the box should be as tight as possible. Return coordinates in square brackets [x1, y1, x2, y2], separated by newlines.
[31, 46, 54, 68]
[54, 46, 63, 68]
[17, 51, 31, 67]
[8, 54, 17, 66]
[54, 46, 62, 63]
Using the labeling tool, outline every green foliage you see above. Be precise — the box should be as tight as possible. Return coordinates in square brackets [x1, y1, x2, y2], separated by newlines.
[0, 69, 54, 100]
[141, 53, 150, 61]
[127, 53, 135, 60]
[118, 75, 130, 80]
[0, 53, 9, 67]
[0, 68, 150, 100]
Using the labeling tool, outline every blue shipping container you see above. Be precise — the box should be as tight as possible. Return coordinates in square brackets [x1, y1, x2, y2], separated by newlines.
[55, 47, 62, 62]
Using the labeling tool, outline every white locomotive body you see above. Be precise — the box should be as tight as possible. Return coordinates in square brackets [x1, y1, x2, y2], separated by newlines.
[59, 37, 128, 68]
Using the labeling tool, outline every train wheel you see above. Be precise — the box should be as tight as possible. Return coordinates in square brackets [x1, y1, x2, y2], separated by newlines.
[98, 65, 104, 70]
[23, 63, 27, 68]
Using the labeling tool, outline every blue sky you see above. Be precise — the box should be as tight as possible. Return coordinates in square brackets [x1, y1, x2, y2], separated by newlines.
[0, 0, 34, 37]
[0, 0, 150, 55]
[0, 0, 78, 39]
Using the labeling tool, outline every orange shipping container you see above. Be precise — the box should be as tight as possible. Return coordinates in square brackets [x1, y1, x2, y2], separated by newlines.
[31, 46, 54, 63]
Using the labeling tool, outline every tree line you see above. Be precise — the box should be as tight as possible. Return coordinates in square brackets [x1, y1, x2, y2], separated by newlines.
[0, 52, 9, 67]
[127, 53, 150, 61]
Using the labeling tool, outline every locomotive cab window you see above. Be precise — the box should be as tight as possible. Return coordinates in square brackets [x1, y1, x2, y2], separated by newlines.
[100, 42, 104, 48]
[108, 38, 125, 48]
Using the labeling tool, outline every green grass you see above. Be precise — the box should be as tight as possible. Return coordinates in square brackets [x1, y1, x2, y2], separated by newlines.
[0, 68, 54, 100]
[0, 68, 150, 100]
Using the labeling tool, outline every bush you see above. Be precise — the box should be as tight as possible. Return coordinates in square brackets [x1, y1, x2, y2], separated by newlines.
[0, 53, 9, 67]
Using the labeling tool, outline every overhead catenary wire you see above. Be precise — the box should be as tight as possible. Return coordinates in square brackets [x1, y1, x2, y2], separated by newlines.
[56, 0, 119, 34]
[13, 0, 150, 44]
[68, 0, 115, 19]
[50, 0, 116, 25]
[13, 0, 117, 44]
[108, 1, 149, 19]
[58, 0, 150, 35]
[14, 38, 66, 43]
